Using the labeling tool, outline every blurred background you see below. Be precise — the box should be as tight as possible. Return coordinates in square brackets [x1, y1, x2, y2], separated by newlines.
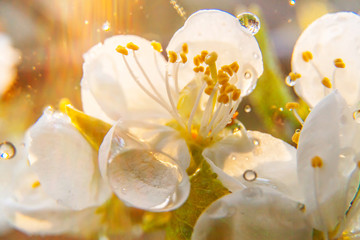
[0, 0, 360, 239]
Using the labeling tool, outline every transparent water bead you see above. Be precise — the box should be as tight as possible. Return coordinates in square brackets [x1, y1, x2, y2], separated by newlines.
[107, 149, 189, 211]
[237, 13, 260, 35]
[243, 169, 257, 182]
[0, 141, 16, 160]
[102, 21, 111, 31]
[285, 75, 296, 87]
[244, 104, 252, 113]
[353, 109, 360, 123]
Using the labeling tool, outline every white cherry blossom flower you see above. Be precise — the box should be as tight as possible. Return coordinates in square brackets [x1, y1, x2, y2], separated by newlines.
[291, 12, 360, 108]
[81, 9, 274, 212]
[296, 91, 360, 239]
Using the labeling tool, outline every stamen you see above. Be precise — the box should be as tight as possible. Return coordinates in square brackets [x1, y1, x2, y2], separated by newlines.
[204, 52, 218, 65]
[221, 65, 233, 76]
[126, 42, 139, 51]
[199, 83, 218, 136]
[180, 52, 187, 63]
[218, 70, 230, 85]
[193, 55, 201, 66]
[200, 50, 208, 62]
[321, 77, 332, 89]
[59, 98, 71, 113]
[286, 102, 304, 125]
[232, 89, 241, 101]
[32, 181, 41, 189]
[204, 66, 210, 76]
[188, 83, 207, 134]
[203, 75, 213, 85]
[182, 43, 189, 54]
[151, 41, 163, 52]
[224, 84, 236, 94]
[334, 58, 345, 68]
[311, 156, 323, 168]
[292, 129, 301, 145]
[230, 62, 239, 73]
[289, 72, 301, 81]
[168, 51, 178, 63]
[116, 45, 128, 55]
[205, 85, 215, 95]
[218, 93, 230, 104]
[302, 51, 313, 62]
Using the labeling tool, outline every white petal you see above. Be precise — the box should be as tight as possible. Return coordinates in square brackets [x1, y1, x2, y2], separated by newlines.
[99, 120, 190, 212]
[1, 166, 101, 235]
[203, 129, 302, 201]
[81, 35, 170, 122]
[192, 187, 312, 240]
[167, 9, 263, 96]
[297, 91, 359, 231]
[25, 111, 111, 210]
[0, 33, 20, 96]
[292, 12, 360, 107]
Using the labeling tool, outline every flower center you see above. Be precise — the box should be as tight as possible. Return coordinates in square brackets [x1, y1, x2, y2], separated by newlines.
[116, 41, 243, 144]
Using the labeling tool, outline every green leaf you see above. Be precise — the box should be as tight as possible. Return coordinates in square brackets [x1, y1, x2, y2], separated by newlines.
[63, 103, 112, 151]
[166, 147, 230, 240]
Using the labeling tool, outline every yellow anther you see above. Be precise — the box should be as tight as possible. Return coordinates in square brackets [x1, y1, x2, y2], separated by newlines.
[193, 67, 200, 73]
[334, 58, 345, 68]
[232, 89, 241, 101]
[182, 43, 189, 54]
[289, 72, 301, 81]
[200, 50, 208, 62]
[180, 52, 187, 63]
[151, 41, 163, 52]
[59, 98, 71, 113]
[221, 65, 233, 76]
[230, 62, 239, 73]
[204, 85, 215, 95]
[126, 42, 139, 51]
[203, 75, 213, 85]
[311, 156, 323, 168]
[220, 83, 229, 94]
[198, 66, 204, 72]
[168, 51, 178, 63]
[204, 66, 210, 76]
[218, 94, 230, 104]
[292, 131, 300, 144]
[205, 52, 218, 65]
[321, 77, 332, 88]
[218, 70, 230, 85]
[193, 55, 201, 66]
[32, 181, 41, 189]
[285, 102, 300, 110]
[357, 161, 360, 169]
[302, 51, 313, 62]
[116, 45, 128, 55]
[225, 84, 236, 94]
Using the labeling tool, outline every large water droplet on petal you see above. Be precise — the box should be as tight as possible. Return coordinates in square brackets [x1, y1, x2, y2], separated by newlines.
[0, 141, 16, 160]
[107, 149, 190, 211]
[237, 13, 260, 35]
[285, 75, 296, 87]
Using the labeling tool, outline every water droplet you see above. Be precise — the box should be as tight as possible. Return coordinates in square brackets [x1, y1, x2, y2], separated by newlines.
[253, 52, 259, 59]
[243, 169, 257, 182]
[0, 141, 16, 160]
[231, 155, 237, 161]
[102, 21, 111, 31]
[289, 0, 296, 6]
[285, 75, 296, 87]
[353, 109, 360, 123]
[237, 13, 260, 35]
[252, 138, 260, 146]
[244, 71, 252, 79]
[244, 104, 252, 113]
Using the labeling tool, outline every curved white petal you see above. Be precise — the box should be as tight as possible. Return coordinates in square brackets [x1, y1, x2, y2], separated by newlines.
[1, 167, 101, 235]
[99, 119, 190, 212]
[297, 91, 360, 231]
[192, 187, 312, 240]
[292, 12, 360, 107]
[0, 33, 20, 96]
[81, 35, 170, 123]
[25, 111, 111, 210]
[167, 10, 263, 96]
[203, 129, 302, 201]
